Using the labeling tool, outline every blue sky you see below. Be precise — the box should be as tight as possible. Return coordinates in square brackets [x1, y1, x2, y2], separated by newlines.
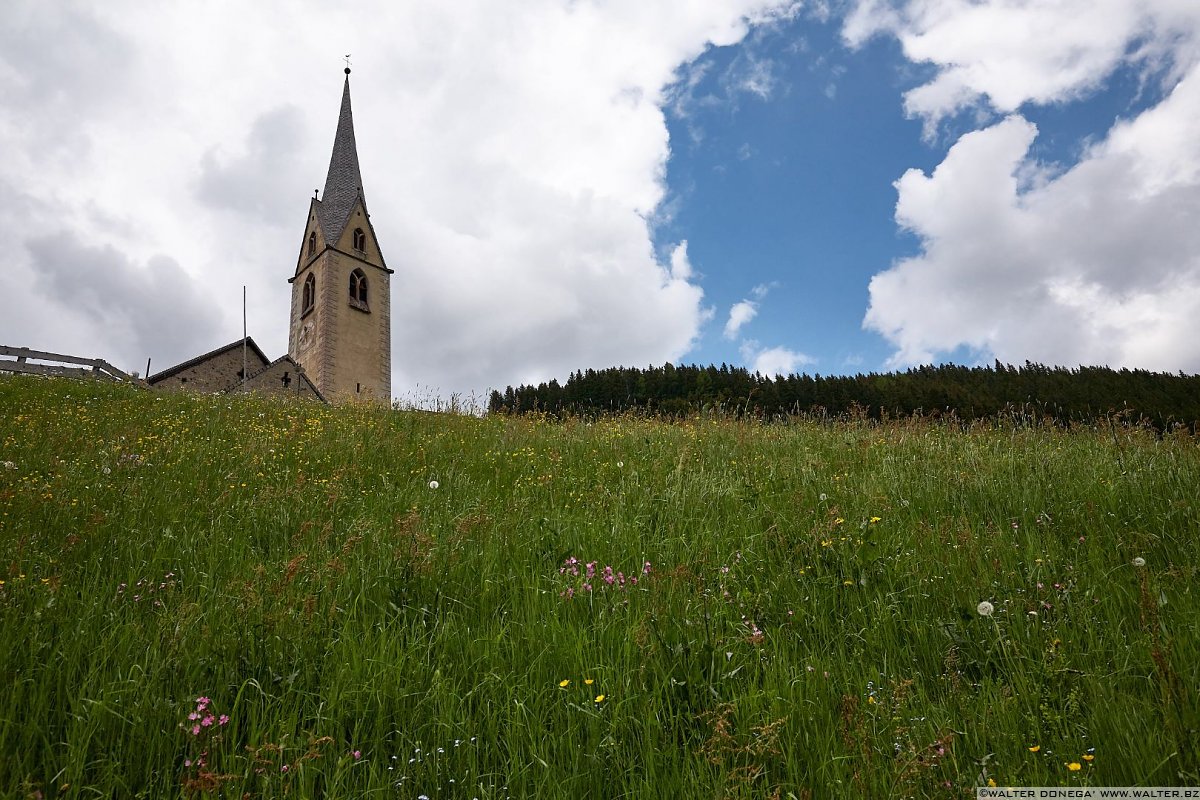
[2, 1, 1199, 402]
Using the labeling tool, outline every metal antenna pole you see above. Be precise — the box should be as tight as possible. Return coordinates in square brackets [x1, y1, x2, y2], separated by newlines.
[242, 286, 248, 392]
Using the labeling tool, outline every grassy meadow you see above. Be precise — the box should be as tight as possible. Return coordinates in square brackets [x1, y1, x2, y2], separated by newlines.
[0, 374, 1197, 798]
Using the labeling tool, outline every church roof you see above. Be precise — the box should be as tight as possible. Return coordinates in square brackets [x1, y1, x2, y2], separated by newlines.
[146, 337, 270, 385]
[316, 71, 366, 247]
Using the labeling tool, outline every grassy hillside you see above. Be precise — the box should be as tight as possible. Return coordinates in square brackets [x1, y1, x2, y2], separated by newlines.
[1, 375, 1197, 798]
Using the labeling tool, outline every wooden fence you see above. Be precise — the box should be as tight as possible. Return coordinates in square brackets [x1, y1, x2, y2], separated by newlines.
[0, 345, 141, 384]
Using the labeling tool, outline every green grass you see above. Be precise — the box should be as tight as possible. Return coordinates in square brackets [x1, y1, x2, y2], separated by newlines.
[0, 374, 1197, 798]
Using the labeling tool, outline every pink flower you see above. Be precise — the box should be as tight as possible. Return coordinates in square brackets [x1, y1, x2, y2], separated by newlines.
[191, 724, 201, 736]
[218, 715, 229, 725]
[586, 562, 596, 579]
[185, 759, 192, 768]
[281, 765, 288, 773]
[352, 750, 362, 760]
[643, 561, 651, 574]
[188, 712, 200, 721]
[201, 715, 214, 727]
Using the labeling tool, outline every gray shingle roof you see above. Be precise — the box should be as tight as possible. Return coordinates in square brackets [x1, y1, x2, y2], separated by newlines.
[317, 74, 366, 245]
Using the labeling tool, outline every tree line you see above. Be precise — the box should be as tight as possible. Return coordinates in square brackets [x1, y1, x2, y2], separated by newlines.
[489, 361, 1200, 428]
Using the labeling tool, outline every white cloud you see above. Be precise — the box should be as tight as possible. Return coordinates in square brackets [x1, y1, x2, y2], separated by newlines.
[0, 0, 797, 397]
[724, 300, 759, 339]
[854, 0, 1200, 374]
[864, 69, 1200, 372]
[845, 0, 1200, 134]
[723, 281, 776, 339]
[746, 342, 814, 377]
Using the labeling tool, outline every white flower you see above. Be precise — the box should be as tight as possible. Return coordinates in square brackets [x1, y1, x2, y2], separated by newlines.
[428, 480, 439, 490]
[819, 493, 828, 502]
[2, 461, 14, 470]
[977, 601, 995, 617]
[1131, 557, 1146, 568]
[616, 461, 624, 468]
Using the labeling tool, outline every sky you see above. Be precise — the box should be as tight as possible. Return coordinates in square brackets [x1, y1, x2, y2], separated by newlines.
[2, 1, 1199, 404]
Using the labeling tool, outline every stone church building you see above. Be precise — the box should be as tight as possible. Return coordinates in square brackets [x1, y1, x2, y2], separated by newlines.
[148, 68, 391, 403]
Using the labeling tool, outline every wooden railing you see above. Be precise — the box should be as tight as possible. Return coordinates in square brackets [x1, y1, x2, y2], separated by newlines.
[0, 345, 140, 384]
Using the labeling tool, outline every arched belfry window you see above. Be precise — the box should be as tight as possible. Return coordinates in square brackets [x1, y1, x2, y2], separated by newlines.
[349, 268, 369, 311]
[307, 231, 316, 256]
[352, 227, 366, 252]
[301, 273, 315, 317]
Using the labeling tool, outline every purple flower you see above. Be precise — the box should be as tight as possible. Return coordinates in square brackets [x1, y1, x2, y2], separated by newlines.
[643, 561, 651, 574]
[218, 715, 229, 725]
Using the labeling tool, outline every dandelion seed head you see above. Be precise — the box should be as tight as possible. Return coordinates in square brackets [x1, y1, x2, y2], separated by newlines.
[977, 601, 995, 617]
[1132, 557, 1146, 567]
[428, 480, 439, 490]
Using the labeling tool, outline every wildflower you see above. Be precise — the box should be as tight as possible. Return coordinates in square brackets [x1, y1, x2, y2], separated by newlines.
[353, 750, 362, 759]
[819, 493, 827, 501]
[201, 715, 214, 727]
[191, 724, 201, 736]
[642, 561, 651, 574]
[977, 601, 994, 617]
[584, 678, 594, 685]
[559, 679, 570, 687]
[1082, 754, 1094, 762]
[1029, 745, 1040, 752]
[218, 715, 229, 725]
[616, 461, 624, 468]
[987, 778, 997, 787]
[1066, 762, 1081, 771]
[1131, 557, 1146, 567]
[428, 480, 439, 490]
[869, 516, 881, 524]
[594, 694, 605, 703]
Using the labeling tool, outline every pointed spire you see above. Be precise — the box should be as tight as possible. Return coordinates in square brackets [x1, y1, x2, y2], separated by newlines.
[317, 68, 366, 243]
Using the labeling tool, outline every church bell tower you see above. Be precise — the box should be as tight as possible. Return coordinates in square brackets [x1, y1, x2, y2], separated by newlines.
[288, 67, 392, 401]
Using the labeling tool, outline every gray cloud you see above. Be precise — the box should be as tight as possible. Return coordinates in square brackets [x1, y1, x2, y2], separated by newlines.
[195, 105, 311, 225]
[26, 232, 222, 373]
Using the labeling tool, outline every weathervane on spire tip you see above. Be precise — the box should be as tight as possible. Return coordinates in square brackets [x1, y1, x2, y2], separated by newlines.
[344, 54, 352, 75]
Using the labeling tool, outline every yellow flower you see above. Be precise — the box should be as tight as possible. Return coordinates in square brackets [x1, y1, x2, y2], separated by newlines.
[558, 679, 569, 688]
[1029, 745, 1040, 752]
[1082, 754, 1094, 762]
[1066, 762, 1081, 771]
[987, 778, 997, 787]
[843, 580, 853, 585]
[834, 518, 845, 525]
[594, 694, 605, 703]
[869, 516, 882, 523]
[584, 678, 594, 685]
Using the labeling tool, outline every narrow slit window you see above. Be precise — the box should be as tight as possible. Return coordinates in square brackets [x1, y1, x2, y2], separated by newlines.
[349, 268, 368, 310]
[352, 228, 366, 252]
[308, 231, 316, 256]
[301, 273, 316, 316]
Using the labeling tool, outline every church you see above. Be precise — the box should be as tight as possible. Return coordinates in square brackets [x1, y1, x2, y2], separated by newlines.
[147, 67, 392, 403]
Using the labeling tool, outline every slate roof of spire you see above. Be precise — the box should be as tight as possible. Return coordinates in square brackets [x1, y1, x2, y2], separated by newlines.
[317, 72, 366, 245]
